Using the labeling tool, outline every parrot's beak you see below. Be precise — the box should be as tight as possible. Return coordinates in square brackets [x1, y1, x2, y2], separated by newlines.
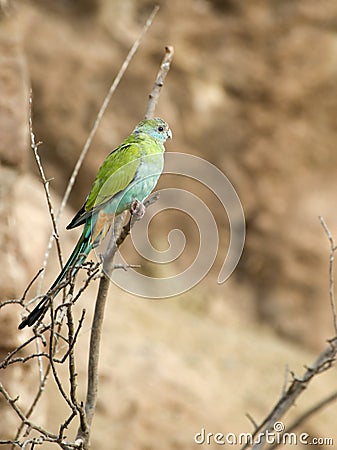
[167, 129, 173, 139]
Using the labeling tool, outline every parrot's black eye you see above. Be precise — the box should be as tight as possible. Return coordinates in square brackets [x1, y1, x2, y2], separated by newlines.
[158, 125, 164, 132]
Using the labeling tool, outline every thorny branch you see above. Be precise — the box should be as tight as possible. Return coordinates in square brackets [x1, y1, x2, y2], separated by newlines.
[29, 94, 63, 270]
[319, 216, 337, 336]
[145, 45, 174, 120]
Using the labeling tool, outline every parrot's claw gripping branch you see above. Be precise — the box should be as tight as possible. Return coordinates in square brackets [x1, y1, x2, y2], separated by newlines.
[130, 199, 146, 221]
[114, 195, 159, 250]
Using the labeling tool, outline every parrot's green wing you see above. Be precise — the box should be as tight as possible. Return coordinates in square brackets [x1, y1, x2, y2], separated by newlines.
[67, 143, 142, 229]
[86, 143, 142, 210]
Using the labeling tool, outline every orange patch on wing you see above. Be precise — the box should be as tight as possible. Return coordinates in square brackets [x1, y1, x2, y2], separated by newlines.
[91, 210, 114, 244]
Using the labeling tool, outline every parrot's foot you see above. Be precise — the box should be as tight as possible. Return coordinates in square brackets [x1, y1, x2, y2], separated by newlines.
[130, 199, 146, 221]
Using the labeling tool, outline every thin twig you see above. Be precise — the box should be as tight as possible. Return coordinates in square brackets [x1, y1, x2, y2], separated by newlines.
[21, 268, 44, 302]
[281, 364, 289, 396]
[29, 93, 63, 270]
[1, 353, 50, 366]
[0, 334, 46, 369]
[58, 410, 77, 442]
[49, 310, 76, 413]
[55, 310, 86, 364]
[0, 299, 23, 308]
[245, 413, 258, 430]
[66, 306, 87, 434]
[319, 216, 337, 335]
[145, 45, 174, 120]
[70, 263, 101, 305]
[0, 442, 20, 446]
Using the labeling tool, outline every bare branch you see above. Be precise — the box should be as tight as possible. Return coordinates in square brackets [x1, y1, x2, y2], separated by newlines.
[0, 298, 23, 308]
[66, 306, 87, 434]
[281, 364, 289, 396]
[21, 268, 44, 302]
[49, 313, 76, 413]
[145, 45, 174, 120]
[245, 413, 258, 430]
[0, 333, 46, 369]
[29, 93, 63, 270]
[319, 216, 337, 335]
[1, 352, 50, 366]
[58, 410, 77, 442]
[55, 310, 86, 364]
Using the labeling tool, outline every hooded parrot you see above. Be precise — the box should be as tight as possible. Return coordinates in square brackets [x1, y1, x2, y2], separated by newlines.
[19, 117, 172, 329]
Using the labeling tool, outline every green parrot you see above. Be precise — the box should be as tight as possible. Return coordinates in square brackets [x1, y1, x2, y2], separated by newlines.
[19, 117, 172, 329]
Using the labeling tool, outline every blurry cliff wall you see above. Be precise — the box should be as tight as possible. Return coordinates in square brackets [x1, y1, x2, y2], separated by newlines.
[1, 0, 337, 448]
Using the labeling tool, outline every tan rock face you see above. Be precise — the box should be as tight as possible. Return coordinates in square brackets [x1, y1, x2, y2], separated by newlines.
[0, 19, 29, 169]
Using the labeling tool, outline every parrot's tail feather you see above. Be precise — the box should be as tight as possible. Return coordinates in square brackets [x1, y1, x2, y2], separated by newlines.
[18, 295, 49, 329]
[18, 226, 93, 329]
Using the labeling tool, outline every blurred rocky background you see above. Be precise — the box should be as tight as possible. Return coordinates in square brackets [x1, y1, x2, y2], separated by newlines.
[1, 0, 337, 448]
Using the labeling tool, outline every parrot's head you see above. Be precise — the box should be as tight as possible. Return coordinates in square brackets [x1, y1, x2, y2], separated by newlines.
[134, 117, 172, 144]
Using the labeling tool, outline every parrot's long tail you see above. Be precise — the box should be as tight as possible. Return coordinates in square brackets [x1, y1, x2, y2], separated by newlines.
[18, 225, 93, 329]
